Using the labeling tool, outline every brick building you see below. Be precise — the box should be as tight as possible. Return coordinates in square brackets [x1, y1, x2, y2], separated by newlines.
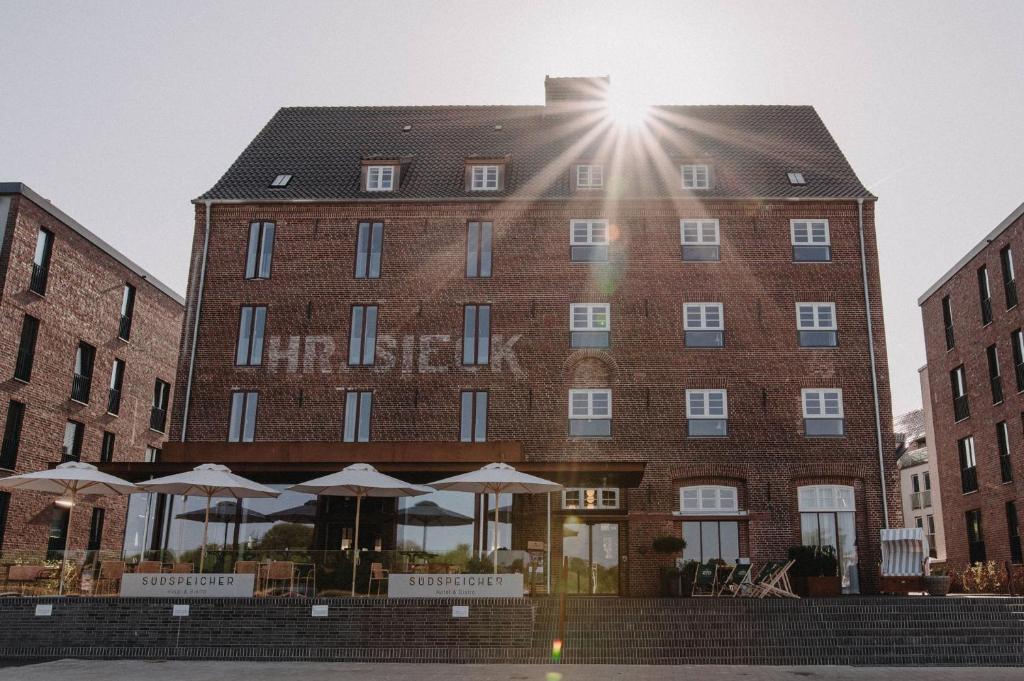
[919, 201, 1024, 568]
[0, 183, 183, 557]
[109, 77, 897, 595]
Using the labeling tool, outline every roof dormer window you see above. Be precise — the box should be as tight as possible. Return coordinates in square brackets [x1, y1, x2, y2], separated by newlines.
[471, 164, 500, 191]
[575, 164, 604, 189]
[366, 165, 396, 192]
[681, 164, 710, 190]
[270, 174, 292, 188]
[788, 172, 806, 185]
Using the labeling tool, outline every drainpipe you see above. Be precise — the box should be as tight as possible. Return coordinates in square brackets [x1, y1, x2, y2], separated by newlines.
[181, 201, 212, 441]
[858, 198, 890, 528]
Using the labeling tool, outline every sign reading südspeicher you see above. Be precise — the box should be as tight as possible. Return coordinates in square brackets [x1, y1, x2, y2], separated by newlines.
[119, 573, 255, 598]
[387, 573, 524, 598]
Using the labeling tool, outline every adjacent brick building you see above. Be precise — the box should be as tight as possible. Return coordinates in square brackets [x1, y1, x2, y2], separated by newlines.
[919, 201, 1024, 568]
[0, 183, 183, 557]
[109, 77, 897, 595]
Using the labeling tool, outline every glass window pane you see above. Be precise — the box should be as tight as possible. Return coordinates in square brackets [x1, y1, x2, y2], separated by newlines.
[477, 306, 490, 364]
[343, 392, 357, 442]
[246, 223, 260, 278]
[250, 307, 266, 365]
[362, 306, 378, 365]
[259, 223, 274, 278]
[460, 392, 473, 442]
[349, 307, 364, 365]
[800, 513, 818, 545]
[355, 223, 369, 277]
[229, 392, 244, 442]
[701, 522, 719, 561]
[475, 392, 488, 442]
[466, 223, 479, 277]
[720, 522, 739, 563]
[463, 306, 477, 364]
[369, 223, 383, 277]
[480, 222, 492, 276]
[683, 522, 701, 562]
[358, 392, 372, 441]
[242, 393, 258, 442]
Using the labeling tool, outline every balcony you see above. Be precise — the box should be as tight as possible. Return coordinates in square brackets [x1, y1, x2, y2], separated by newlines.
[60, 447, 79, 463]
[150, 407, 167, 433]
[1016, 362, 1024, 393]
[29, 263, 49, 295]
[953, 394, 970, 422]
[118, 314, 133, 341]
[70, 374, 92, 404]
[910, 490, 932, 510]
[107, 388, 121, 416]
[961, 466, 978, 493]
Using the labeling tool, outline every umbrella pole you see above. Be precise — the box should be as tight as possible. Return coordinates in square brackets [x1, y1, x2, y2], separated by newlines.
[351, 494, 362, 597]
[422, 524, 428, 553]
[200, 495, 212, 574]
[493, 491, 499, 575]
[58, 502, 75, 596]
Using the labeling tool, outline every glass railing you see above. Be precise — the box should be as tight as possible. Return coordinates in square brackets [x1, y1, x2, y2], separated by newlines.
[0, 548, 540, 597]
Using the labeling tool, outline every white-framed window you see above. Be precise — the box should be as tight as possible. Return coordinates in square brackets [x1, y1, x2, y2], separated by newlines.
[681, 164, 710, 189]
[270, 174, 292, 188]
[563, 487, 619, 510]
[791, 219, 831, 261]
[570, 219, 610, 262]
[680, 485, 738, 514]
[686, 389, 728, 437]
[796, 302, 838, 347]
[680, 219, 720, 261]
[366, 165, 395, 192]
[571, 304, 610, 331]
[576, 164, 604, 189]
[571, 219, 609, 245]
[568, 389, 611, 438]
[571, 304, 611, 348]
[798, 484, 855, 512]
[802, 388, 845, 436]
[684, 303, 724, 348]
[470, 164, 500, 191]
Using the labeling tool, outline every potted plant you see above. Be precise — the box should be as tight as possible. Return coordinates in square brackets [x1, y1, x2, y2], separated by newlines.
[787, 545, 842, 597]
[922, 564, 951, 596]
[652, 535, 686, 596]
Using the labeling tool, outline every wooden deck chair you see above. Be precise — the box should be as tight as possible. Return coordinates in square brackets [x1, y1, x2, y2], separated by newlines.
[718, 563, 752, 596]
[94, 560, 126, 595]
[691, 562, 718, 597]
[753, 560, 799, 599]
[740, 561, 776, 597]
[234, 560, 262, 594]
[135, 560, 162, 574]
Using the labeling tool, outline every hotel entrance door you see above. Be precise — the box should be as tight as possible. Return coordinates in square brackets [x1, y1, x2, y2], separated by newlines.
[562, 521, 620, 595]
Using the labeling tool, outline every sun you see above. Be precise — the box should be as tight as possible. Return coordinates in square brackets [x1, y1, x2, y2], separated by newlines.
[604, 88, 648, 128]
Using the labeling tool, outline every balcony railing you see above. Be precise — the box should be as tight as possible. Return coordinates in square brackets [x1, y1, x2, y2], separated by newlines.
[910, 490, 932, 510]
[1006, 280, 1019, 309]
[961, 466, 978, 493]
[13, 348, 33, 382]
[107, 388, 121, 416]
[29, 263, 49, 295]
[60, 447, 80, 463]
[150, 407, 167, 433]
[953, 394, 970, 421]
[1001, 454, 1014, 483]
[70, 374, 92, 404]
[118, 314, 132, 341]
[944, 325, 955, 350]
[1016, 362, 1024, 393]
[991, 375, 1004, 404]
[981, 297, 993, 325]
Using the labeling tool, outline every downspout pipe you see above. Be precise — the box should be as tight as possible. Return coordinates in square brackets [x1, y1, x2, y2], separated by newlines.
[858, 198, 890, 528]
[181, 201, 212, 441]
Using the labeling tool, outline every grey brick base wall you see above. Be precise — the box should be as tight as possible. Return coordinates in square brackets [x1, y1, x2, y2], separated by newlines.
[0, 596, 1022, 666]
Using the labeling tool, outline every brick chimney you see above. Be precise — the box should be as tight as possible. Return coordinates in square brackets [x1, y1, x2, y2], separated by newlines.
[544, 76, 610, 106]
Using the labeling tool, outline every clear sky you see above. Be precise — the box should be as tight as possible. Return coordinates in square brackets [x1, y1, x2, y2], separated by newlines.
[2, 1, 1022, 417]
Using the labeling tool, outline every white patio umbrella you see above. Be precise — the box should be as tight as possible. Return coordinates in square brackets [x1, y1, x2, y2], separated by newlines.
[430, 463, 562, 574]
[289, 463, 433, 596]
[0, 461, 139, 594]
[137, 464, 279, 573]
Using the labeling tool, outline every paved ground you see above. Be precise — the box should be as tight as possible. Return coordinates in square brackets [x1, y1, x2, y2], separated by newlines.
[0, 661, 1021, 680]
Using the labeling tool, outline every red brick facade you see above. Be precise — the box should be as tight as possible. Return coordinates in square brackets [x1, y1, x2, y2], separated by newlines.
[0, 187, 183, 555]
[169, 196, 897, 594]
[920, 205, 1024, 568]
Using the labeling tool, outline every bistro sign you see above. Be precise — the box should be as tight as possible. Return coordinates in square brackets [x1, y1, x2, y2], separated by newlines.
[120, 573, 255, 598]
[387, 573, 524, 598]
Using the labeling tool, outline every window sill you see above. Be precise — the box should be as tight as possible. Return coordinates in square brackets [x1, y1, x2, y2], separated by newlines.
[566, 437, 614, 442]
[954, 415, 971, 423]
[804, 434, 847, 439]
[12, 377, 29, 385]
[27, 288, 45, 299]
[69, 398, 89, 406]
[149, 428, 166, 435]
[673, 511, 748, 518]
[105, 412, 119, 418]
[116, 336, 130, 344]
[961, 489, 979, 496]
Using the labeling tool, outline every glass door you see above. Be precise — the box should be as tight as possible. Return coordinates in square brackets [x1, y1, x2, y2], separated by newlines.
[562, 521, 619, 595]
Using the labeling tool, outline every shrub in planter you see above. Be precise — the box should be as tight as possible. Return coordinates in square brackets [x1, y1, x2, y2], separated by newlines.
[652, 535, 686, 596]
[787, 545, 841, 597]
[652, 536, 686, 555]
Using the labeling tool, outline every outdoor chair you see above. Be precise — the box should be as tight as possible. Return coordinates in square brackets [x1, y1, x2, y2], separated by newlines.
[717, 563, 752, 597]
[368, 562, 389, 595]
[135, 560, 162, 574]
[94, 560, 125, 595]
[752, 560, 799, 599]
[264, 561, 296, 595]
[691, 562, 718, 597]
[234, 560, 262, 594]
[879, 527, 929, 593]
[169, 563, 194, 574]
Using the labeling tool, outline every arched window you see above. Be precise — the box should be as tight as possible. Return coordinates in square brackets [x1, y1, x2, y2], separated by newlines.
[797, 484, 858, 593]
[679, 485, 741, 564]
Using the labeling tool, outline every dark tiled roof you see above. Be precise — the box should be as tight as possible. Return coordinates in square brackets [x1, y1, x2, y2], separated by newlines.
[894, 408, 927, 463]
[199, 105, 872, 202]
